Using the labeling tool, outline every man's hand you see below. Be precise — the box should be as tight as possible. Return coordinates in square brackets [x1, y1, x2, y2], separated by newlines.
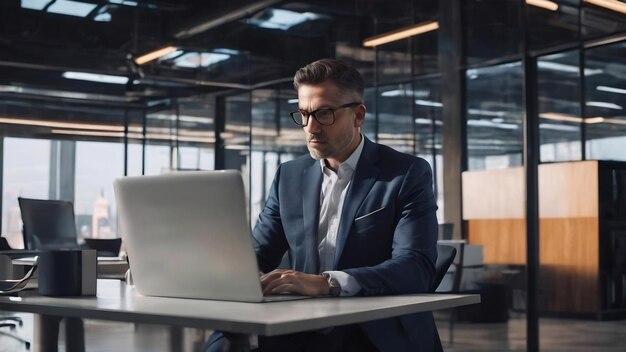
[260, 269, 329, 296]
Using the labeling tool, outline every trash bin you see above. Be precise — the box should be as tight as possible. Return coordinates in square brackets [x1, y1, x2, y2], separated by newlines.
[458, 282, 509, 323]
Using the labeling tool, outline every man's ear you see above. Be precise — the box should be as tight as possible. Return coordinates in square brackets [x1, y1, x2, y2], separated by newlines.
[354, 104, 366, 127]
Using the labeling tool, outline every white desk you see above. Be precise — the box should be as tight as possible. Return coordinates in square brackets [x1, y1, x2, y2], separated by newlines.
[0, 280, 480, 351]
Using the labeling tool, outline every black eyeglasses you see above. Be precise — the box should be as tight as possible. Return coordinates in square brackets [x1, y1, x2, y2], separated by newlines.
[290, 102, 361, 127]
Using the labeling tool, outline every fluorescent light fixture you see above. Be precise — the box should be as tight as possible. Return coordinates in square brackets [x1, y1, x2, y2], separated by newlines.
[363, 21, 439, 47]
[0, 117, 125, 131]
[135, 46, 178, 65]
[468, 109, 507, 117]
[597, 85, 626, 95]
[415, 99, 442, 107]
[214, 48, 240, 55]
[173, 52, 230, 68]
[0, 84, 138, 101]
[586, 101, 623, 110]
[538, 112, 619, 124]
[51, 129, 216, 143]
[537, 61, 603, 75]
[584, 117, 626, 125]
[224, 145, 249, 150]
[585, 0, 626, 15]
[159, 49, 185, 61]
[94, 11, 112, 22]
[52, 129, 125, 138]
[468, 120, 519, 130]
[539, 123, 580, 132]
[248, 8, 322, 30]
[62, 71, 129, 84]
[602, 118, 626, 125]
[149, 113, 214, 124]
[415, 118, 443, 125]
[540, 112, 583, 123]
[48, 0, 97, 17]
[288, 99, 299, 104]
[526, 0, 559, 11]
[109, 0, 138, 6]
[585, 117, 606, 124]
[382, 89, 430, 98]
[21, 0, 49, 10]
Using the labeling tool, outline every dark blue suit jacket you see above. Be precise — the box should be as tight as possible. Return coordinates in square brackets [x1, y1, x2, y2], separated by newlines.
[252, 137, 439, 351]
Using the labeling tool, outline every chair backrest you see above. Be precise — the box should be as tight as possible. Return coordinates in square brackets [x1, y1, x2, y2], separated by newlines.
[18, 197, 79, 250]
[0, 237, 12, 250]
[83, 238, 122, 257]
[432, 244, 457, 292]
[0, 254, 12, 280]
[438, 223, 454, 240]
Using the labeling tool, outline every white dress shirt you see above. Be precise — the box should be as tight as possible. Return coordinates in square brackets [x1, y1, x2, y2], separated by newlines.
[318, 134, 364, 296]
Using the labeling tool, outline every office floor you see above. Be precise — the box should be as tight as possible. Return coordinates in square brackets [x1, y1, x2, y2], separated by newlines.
[2, 312, 626, 351]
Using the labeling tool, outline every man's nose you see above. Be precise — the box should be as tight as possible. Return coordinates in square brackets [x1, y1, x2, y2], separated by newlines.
[304, 116, 322, 133]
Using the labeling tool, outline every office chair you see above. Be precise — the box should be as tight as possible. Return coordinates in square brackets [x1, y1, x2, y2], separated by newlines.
[438, 223, 454, 241]
[0, 254, 31, 349]
[434, 242, 466, 345]
[431, 244, 457, 352]
[18, 197, 80, 250]
[0, 237, 12, 251]
[83, 238, 122, 257]
[432, 244, 457, 292]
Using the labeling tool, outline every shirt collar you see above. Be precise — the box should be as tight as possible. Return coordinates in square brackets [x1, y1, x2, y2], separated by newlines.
[319, 133, 364, 174]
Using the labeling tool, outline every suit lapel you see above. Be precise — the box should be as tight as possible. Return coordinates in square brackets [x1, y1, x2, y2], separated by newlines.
[334, 138, 380, 268]
[301, 160, 322, 273]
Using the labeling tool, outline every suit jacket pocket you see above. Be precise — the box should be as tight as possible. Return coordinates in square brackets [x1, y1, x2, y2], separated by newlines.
[353, 207, 387, 233]
[354, 207, 386, 221]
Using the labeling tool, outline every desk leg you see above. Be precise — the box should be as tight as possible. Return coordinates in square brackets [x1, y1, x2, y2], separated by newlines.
[34, 314, 61, 352]
[169, 326, 183, 352]
[223, 332, 251, 352]
[64, 317, 85, 352]
[33, 315, 85, 352]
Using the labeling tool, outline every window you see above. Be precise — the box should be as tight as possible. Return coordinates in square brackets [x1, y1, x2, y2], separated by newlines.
[2, 137, 51, 248]
[378, 83, 415, 154]
[584, 40, 626, 161]
[537, 50, 583, 162]
[74, 141, 124, 239]
[466, 62, 524, 170]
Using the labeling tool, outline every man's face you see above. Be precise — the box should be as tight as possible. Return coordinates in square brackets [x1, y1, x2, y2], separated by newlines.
[297, 80, 364, 163]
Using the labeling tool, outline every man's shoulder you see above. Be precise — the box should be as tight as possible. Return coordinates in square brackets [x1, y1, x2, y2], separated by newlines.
[374, 142, 428, 168]
[279, 154, 316, 171]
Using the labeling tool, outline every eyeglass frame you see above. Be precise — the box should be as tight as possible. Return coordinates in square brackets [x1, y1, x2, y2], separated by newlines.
[289, 102, 362, 127]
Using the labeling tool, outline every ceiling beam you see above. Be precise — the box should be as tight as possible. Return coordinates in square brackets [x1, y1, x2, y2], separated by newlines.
[172, 0, 285, 39]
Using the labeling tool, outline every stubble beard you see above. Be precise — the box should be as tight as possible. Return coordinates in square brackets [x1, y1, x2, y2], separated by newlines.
[306, 131, 355, 161]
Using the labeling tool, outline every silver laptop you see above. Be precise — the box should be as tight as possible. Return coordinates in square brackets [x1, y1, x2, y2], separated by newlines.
[114, 170, 306, 303]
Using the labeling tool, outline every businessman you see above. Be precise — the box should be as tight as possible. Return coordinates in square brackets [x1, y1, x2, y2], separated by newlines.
[209, 58, 438, 351]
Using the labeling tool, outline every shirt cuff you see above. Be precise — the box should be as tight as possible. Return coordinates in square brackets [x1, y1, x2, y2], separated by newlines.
[323, 271, 362, 296]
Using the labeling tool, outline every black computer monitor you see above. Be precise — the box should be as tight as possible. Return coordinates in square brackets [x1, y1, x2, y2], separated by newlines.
[18, 197, 79, 250]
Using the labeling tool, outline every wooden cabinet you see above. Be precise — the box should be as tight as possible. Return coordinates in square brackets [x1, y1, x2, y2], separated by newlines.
[462, 161, 626, 318]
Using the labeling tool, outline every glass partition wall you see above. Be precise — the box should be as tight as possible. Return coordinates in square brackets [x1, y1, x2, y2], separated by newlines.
[461, 0, 626, 351]
[0, 95, 219, 246]
[0, 0, 625, 350]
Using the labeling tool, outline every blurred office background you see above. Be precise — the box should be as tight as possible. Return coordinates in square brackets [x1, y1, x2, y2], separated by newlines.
[1, 0, 626, 351]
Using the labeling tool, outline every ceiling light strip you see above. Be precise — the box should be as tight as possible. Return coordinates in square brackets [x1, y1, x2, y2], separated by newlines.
[585, 0, 626, 14]
[0, 117, 125, 131]
[363, 21, 439, 47]
[526, 0, 559, 11]
[597, 86, 626, 95]
[135, 46, 178, 65]
[539, 112, 626, 125]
